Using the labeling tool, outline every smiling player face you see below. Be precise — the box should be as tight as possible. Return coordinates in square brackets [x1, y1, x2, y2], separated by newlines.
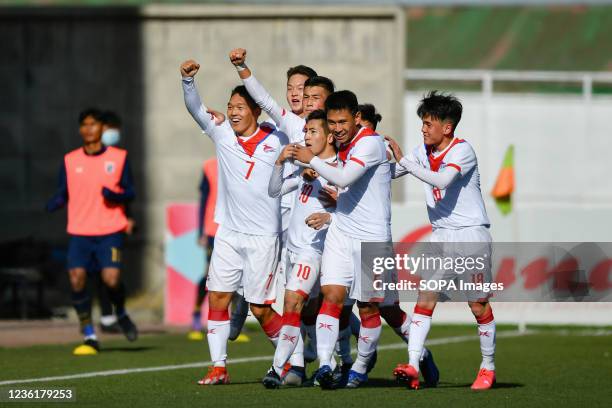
[327, 109, 360, 146]
[286, 73, 309, 115]
[227, 93, 260, 136]
[420, 114, 453, 148]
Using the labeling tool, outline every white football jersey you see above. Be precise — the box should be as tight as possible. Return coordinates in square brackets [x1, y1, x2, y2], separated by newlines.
[413, 138, 490, 230]
[207, 121, 289, 235]
[266, 111, 306, 228]
[284, 157, 337, 257]
[335, 127, 392, 241]
[278, 108, 306, 145]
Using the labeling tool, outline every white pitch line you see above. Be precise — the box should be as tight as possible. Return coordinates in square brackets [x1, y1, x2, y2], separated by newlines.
[376, 328, 534, 352]
[3, 328, 601, 387]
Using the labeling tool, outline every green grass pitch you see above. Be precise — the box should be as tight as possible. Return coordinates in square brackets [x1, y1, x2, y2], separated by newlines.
[1, 324, 610, 407]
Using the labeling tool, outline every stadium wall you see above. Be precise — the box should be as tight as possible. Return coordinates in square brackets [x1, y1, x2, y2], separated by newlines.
[399, 91, 612, 243]
[0, 5, 406, 298]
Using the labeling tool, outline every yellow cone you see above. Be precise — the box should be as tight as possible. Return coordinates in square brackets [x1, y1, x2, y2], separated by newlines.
[187, 331, 204, 341]
[73, 344, 98, 356]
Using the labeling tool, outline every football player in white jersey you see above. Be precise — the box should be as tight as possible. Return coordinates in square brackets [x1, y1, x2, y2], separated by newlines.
[292, 91, 392, 389]
[223, 53, 317, 342]
[229, 48, 337, 375]
[262, 109, 337, 388]
[329, 103, 439, 388]
[386, 91, 496, 390]
[181, 59, 291, 385]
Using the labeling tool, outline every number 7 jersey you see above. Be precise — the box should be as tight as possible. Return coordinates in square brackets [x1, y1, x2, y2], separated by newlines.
[207, 121, 289, 236]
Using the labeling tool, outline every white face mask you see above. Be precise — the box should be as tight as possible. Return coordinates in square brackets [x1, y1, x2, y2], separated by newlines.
[102, 128, 121, 146]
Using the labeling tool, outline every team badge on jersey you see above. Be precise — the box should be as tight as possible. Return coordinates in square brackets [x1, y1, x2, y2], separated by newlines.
[104, 161, 116, 174]
[262, 143, 276, 153]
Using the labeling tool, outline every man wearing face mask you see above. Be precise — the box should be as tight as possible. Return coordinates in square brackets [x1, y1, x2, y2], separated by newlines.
[46, 108, 138, 355]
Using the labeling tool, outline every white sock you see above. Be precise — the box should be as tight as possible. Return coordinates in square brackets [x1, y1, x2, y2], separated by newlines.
[408, 307, 433, 372]
[207, 308, 230, 367]
[288, 333, 304, 368]
[316, 302, 341, 368]
[477, 311, 496, 371]
[335, 326, 354, 365]
[273, 312, 302, 374]
[351, 312, 382, 374]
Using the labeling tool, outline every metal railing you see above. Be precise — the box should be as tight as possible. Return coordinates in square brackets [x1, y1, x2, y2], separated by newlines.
[404, 69, 612, 102]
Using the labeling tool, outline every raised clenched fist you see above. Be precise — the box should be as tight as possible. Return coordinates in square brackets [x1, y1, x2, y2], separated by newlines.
[180, 59, 200, 77]
[229, 48, 247, 66]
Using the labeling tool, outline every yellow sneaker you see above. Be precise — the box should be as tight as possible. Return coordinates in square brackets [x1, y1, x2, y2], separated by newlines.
[73, 339, 99, 356]
[232, 333, 250, 343]
[187, 331, 204, 341]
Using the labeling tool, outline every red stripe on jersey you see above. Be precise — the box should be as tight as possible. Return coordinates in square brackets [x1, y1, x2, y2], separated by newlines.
[427, 138, 465, 172]
[446, 163, 461, 172]
[237, 124, 275, 157]
[338, 126, 378, 163]
[350, 157, 365, 167]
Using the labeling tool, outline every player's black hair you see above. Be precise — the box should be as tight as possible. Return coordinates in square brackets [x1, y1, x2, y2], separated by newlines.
[101, 110, 122, 128]
[306, 109, 328, 124]
[304, 76, 335, 95]
[230, 85, 259, 112]
[324, 90, 358, 115]
[417, 90, 462, 130]
[286, 65, 318, 80]
[358, 103, 382, 130]
[78, 108, 104, 124]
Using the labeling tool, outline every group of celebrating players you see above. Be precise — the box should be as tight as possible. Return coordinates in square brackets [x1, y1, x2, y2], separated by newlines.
[180, 48, 497, 391]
